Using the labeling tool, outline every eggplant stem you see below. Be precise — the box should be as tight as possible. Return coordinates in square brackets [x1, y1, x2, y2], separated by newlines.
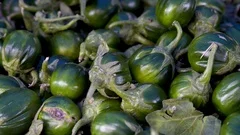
[85, 84, 96, 103]
[164, 21, 183, 53]
[78, 42, 86, 63]
[19, 0, 42, 12]
[72, 118, 90, 135]
[29, 70, 39, 87]
[109, 80, 130, 100]
[35, 14, 84, 22]
[108, 20, 138, 29]
[80, 0, 88, 22]
[133, 34, 155, 46]
[198, 43, 218, 84]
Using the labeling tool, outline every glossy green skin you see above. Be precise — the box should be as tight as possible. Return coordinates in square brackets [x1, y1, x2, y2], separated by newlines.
[121, 83, 167, 121]
[188, 32, 239, 75]
[212, 72, 240, 116]
[137, 7, 167, 43]
[2, 30, 41, 75]
[197, 0, 225, 13]
[106, 11, 137, 32]
[169, 71, 210, 108]
[83, 29, 121, 59]
[222, 22, 240, 44]
[85, 0, 118, 28]
[0, 88, 41, 135]
[129, 46, 174, 88]
[220, 112, 240, 135]
[50, 30, 83, 61]
[120, 0, 143, 15]
[0, 74, 25, 94]
[38, 96, 81, 135]
[155, 0, 196, 28]
[157, 30, 192, 59]
[50, 63, 89, 100]
[91, 111, 141, 135]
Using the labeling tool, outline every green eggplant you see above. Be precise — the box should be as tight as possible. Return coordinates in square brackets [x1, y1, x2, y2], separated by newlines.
[38, 96, 81, 135]
[0, 88, 41, 135]
[0, 74, 26, 95]
[85, 38, 132, 101]
[108, 7, 167, 45]
[157, 30, 192, 60]
[188, 31, 240, 75]
[196, 0, 225, 14]
[128, 21, 182, 88]
[78, 29, 121, 63]
[49, 30, 83, 61]
[50, 63, 89, 100]
[212, 72, 240, 116]
[110, 83, 167, 121]
[2, 30, 41, 86]
[83, 0, 118, 28]
[72, 92, 121, 135]
[157, 30, 192, 72]
[220, 112, 240, 135]
[221, 21, 240, 44]
[188, 5, 223, 37]
[169, 43, 218, 108]
[91, 111, 142, 135]
[155, 0, 196, 28]
[38, 55, 71, 95]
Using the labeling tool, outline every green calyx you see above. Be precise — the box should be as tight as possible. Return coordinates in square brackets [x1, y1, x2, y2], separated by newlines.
[85, 35, 132, 102]
[108, 20, 155, 45]
[192, 43, 218, 107]
[72, 92, 121, 135]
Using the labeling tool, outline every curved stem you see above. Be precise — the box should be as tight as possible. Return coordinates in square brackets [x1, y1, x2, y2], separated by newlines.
[133, 34, 155, 46]
[19, 0, 42, 12]
[29, 70, 39, 87]
[164, 21, 183, 53]
[80, 0, 87, 17]
[25, 103, 45, 135]
[109, 82, 131, 100]
[85, 84, 96, 103]
[108, 20, 138, 29]
[39, 57, 50, 83]
[78, 42, 86, 63]
[72, 118, 90, 135]
[175, 47, 188, 60]
[45, 18, 79, 33]
[35, 14, 84, 23]
[198, 43, 218, 84]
